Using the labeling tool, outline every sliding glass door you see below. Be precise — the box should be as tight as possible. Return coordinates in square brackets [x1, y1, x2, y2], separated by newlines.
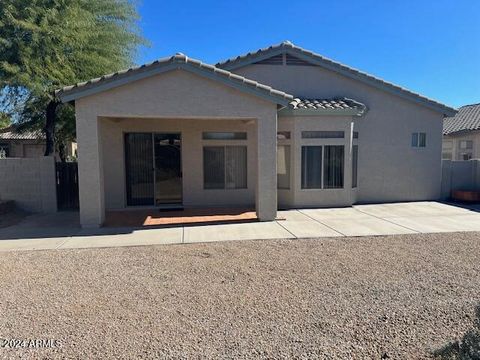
[154, 134, 182, 205]
[125, 133, 182, 206]
[125, 133, 154, 206]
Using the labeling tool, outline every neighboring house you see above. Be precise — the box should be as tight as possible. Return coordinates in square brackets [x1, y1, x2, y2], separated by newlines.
[56, 41, 456, 228]
[0, 126, 77, 159]
[443, 103, 480, 160]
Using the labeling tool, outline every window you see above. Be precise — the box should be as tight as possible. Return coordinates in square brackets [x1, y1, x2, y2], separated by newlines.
[0, 144, 9, 158]
[353, 132, 359, 139]
[203, 146, 247, 189]
[442, 152, 453, 160]
[202, 132, 247, 140]
[302, 131, 344, 139]
[442, 140, 453, 150]
[301, 146, 345, 189]
[461, 153, 472, 160]
[324, 146, 344, 189]
[459, 140, 473, 150]
[412, 132, 426, 147]
[277, 131, 291, 140]
[301, 146, 323, 189]
[277, 145, 290, 189]
[352, 145, 358, 188]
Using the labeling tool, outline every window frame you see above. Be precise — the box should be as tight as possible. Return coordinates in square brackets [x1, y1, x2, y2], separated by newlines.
[412, 132, 427, 148]
[203, 145, 247, 190]
[0, 143, 10, 158]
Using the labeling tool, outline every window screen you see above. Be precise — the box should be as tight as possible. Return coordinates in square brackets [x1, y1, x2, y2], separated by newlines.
[277, 145, 290, 189]
[202, 132, 247, 140]
[352, 145, 358, 188]
[204, 146, 247, 189]
[301, 146, 322, 189]
[302, 131, 344, 139]
[324, 145, 344, 189]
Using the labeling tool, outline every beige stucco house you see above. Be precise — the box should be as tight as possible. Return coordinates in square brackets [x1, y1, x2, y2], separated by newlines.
[0, 126, 77, 160]
[443, 103, 480, 160]
[56, 41, 456, 228]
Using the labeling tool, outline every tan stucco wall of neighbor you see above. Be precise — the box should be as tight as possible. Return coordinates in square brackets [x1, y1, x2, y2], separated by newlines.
[235, 64, 444, 203]
[443, 131, 480, 160]
[0, 156, 57, 212]
[75, 69, 278, 227]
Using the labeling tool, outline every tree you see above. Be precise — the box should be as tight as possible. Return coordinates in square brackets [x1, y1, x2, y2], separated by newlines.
[0, 112, 10, 129]
[0, 0, 146, 158]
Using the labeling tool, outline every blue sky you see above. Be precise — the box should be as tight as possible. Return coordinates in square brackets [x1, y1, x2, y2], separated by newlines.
[137, 0, 480, 108]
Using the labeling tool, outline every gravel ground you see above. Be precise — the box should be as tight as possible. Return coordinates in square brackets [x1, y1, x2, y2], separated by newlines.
[0, 232, 479, 359]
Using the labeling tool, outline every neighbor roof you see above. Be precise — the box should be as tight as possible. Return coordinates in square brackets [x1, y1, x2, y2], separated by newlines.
[281, 97, 367, 116]
[443, 103, 480, 135]
[0, 127, 44, 140]
[217, 41, 457, 117]
[56, 53, 294, 105]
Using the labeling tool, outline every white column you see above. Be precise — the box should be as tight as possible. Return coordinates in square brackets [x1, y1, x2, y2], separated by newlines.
[344, 120, 354, 203]
[256, 114, 277, 221]
[76, 104, 105, 228]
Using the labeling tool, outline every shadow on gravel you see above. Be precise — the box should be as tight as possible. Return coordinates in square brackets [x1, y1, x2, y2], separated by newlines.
[433, 305, 480, 359]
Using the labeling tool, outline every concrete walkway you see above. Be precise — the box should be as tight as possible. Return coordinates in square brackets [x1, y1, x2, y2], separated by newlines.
[1, 202, 480, 251]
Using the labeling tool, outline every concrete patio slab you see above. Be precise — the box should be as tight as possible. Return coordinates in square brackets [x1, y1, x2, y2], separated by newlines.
[183, 221, 294, 243]
[355, 201, 475, 218]
[317, 217, 418, 237]
[277, 220, 343, 238]
[385, 213, 480, 233]
[0, 237, 68, 251]
[59, 227, 183, 249]
[0, 202, 479, 251]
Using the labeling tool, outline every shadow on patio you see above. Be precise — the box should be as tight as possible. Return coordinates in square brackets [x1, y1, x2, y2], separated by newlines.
[104, 207, 258, 228]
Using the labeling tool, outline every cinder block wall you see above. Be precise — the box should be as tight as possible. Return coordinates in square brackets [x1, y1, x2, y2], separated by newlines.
[441, 160, 480, 199]
[0, 157, 57, 212]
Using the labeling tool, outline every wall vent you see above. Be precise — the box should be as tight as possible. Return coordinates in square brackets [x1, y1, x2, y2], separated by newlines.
[253, 54, 284, 65]
[286, 54, 315, 66]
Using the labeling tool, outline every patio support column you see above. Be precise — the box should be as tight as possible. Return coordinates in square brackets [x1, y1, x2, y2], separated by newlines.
[256, 114, 278, 221]
[75, 104, 105, 228]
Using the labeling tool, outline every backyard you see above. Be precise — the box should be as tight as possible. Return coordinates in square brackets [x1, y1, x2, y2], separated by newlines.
[1, 232, 479, 358]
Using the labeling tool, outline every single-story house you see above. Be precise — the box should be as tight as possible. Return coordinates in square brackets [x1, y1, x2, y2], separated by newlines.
[443, 103, 480, 160]
[0, 126, 77, 159]
[56, 41, 456, 228]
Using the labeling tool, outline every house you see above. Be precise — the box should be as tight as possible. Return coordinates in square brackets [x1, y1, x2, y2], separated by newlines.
[55, 41, 456, 228]
[443, 103, 480, 160]
[0, 126, 77, 159]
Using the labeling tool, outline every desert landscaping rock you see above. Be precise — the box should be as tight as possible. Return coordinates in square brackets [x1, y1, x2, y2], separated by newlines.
[0, 232, 479, 358]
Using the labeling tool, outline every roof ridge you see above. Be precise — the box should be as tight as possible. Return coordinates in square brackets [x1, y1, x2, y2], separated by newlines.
[216, 42, 456, 116]
[56, 53, 294, 104]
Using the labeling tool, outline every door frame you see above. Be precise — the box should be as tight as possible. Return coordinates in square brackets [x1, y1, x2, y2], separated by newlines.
[124, 131, 183, 208]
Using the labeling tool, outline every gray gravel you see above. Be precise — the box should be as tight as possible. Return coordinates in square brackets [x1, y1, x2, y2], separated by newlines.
[0, 232, 479, 359]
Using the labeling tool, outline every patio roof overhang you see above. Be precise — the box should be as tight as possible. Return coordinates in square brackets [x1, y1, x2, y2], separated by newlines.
[55, 54, 294, 107]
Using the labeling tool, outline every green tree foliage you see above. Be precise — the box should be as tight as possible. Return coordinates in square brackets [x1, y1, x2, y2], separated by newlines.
[0, 112, 10, 129]
[0, 0, 146, 159]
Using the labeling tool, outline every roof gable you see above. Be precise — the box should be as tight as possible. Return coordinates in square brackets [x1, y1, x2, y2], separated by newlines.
[217, 41, 457, 116]
[56, 54, 294, 105]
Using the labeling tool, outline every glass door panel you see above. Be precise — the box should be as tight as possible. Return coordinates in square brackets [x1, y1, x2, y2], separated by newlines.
[125, 133, 154, 206]
[154, 133, 182, 205]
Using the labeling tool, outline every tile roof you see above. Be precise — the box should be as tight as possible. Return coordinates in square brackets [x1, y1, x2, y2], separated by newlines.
[289, 97, 364, 111]
[56, 53, 294, 104]
[443, 103, 480, 135]
[0, 127, 44, 140]
[216, 41, 457, 116]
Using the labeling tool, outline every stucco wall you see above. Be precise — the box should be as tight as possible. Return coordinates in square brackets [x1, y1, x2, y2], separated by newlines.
[0, 157, 57, 212]
[100, 118, 257, 209]
[75, 69, 278, 226]
[441, 160, 480, 199]
[234, 63, 444, 203]
[443, 131, 480, 160]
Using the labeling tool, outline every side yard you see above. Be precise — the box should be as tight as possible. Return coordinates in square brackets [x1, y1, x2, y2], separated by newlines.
[0, 232, 479, 358]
